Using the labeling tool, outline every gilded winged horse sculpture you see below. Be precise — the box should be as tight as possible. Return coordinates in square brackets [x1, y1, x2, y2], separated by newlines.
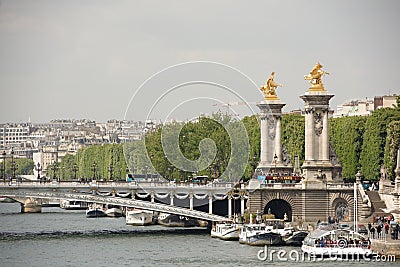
[304, 62, 329, 90]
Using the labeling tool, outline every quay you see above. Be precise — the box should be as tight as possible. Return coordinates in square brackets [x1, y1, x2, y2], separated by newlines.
[371, 239, 400, 258]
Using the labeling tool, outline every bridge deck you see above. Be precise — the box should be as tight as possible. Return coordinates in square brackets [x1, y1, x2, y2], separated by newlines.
[0, 189, 231, 222]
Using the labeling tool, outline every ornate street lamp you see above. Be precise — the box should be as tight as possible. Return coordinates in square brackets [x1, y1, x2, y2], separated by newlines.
[72, 163, 78, 180]
[1, 151, 5, 183]
[35, 162, 42, 183]
[92, 161, 98, 180]
[10, 148, 17, 182]
[273, 153, 278, 174]
[52, 162, 59, 181]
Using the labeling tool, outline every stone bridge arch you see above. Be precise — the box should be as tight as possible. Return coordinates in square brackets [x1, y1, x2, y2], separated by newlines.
[261, 192, 296, 222]
[329, 192, 354, 222]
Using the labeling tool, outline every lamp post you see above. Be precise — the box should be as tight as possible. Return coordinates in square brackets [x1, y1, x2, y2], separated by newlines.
[35, 162, 42, 183]
[1, 151, 5, 183]
[10, 148, 16, 182]
[72, 163, 78, 180]
[273, 153, 278, 174]
[125, 167, 130, 181]
[92, 161, 98, 180]
[52, 162, 59, 181]
[144, 165, 148, 180]
[108, 162, 114, 181]
[59, 165, 63, 182]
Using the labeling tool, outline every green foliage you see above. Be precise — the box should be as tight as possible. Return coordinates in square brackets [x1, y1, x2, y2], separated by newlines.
[384, 120, 400, 179]
[241, 115, 260, 180]
[143, 114, 237, 181]
[50, 107, 400, 182]
[329, 116, 366, 178]
[50, 144, 127, 180]
[397, 96, 400, 109]
[282, 114, 305, 166]
[360, 108, 400, 179]
[4, 158, 35, 176]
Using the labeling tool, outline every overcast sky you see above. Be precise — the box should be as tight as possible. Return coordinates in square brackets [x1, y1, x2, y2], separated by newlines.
[0, 0, 399, 123]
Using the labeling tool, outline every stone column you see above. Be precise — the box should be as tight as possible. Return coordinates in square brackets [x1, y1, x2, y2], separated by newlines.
[259, 108, 268, 165]
[395, 149, 400, 210]
[170, 191, 174, 206]
[300, 92, 336, 185]
[322, 109, 329, 161]
[208, 194, 213, 214]
[189, 192, 194, 211]
[240, 192, 245, 216]
[304, 108, 314, 161]
[256, 101, 292, 174]
[395, 149, 400, 192]
[275, 116, 282, 163]
[228, 192, 232, 219]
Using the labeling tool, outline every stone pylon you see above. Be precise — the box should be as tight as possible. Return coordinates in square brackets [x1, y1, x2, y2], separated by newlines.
[394, 149, 400, 211]
[256, 99, 293, 176]
[300, 71, 342, 188]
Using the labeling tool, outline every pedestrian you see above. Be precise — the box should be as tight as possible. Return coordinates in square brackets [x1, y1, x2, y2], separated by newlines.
[368, 223, 372, 233]
[384, 223, 389, 235]
[370, 226, 376, 239]
[395, 224, 399, 240]
[377, 224, 382, 238]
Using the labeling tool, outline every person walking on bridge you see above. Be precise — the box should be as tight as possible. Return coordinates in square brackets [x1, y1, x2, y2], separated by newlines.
[370, 226, 376, 239]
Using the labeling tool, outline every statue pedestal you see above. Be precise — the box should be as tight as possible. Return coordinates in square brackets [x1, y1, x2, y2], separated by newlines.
[256, 100, 293, 176]
[300, 89, 342, 186]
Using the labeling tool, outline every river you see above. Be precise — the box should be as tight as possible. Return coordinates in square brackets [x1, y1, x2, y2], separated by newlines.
[0, 203, 397, 266]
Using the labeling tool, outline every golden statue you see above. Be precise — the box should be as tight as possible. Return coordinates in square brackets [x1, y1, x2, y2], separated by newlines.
[304, 62, 329, 91]
[260, 71, 283, 100]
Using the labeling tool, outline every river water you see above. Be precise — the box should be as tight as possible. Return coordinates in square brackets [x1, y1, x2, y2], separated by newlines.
[0, 203, 397, 267]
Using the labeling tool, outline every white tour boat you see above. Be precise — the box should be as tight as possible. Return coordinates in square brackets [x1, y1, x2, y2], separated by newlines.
[60, 200, 88, 210]
[211, 222, 239, 241]
[301, 228, 373, 258]
[126, 209, 153, 226]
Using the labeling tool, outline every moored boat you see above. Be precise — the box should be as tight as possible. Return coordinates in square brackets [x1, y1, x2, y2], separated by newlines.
[0, 196, 15, 203]
[211, 222, 239, 241]
[239, 223, 284, 246]
[301, 228, 373, 258]
[105, 207, 124, 218]
[126, 209, 153, 226]
[283, 230, 309, 246]
[157, 213, 199, 227]
[60, 200, 88, 210]
[86, 204, 107, 218]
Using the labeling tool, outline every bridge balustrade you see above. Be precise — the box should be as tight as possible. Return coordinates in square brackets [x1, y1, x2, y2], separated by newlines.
[2, 180, 234, 189]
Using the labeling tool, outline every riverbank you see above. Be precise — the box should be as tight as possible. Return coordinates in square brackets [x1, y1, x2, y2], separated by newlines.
[371, 239, 400, 258]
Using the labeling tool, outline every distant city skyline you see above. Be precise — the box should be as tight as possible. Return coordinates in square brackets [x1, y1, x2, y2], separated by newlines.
[1, 1, 399, 123]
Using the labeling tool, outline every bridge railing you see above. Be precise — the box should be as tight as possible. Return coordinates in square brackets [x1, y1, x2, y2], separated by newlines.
[326, 183, 355, 189]
[1, 180, 234, 189]
[259, 183, 301, 189]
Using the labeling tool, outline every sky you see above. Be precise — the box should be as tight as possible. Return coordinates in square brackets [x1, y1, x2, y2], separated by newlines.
[0, 0, 399, 123]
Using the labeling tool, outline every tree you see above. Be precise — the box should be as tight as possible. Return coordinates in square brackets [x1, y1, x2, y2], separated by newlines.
[282, 114, 305, 166]
[384, 120, 400, 180]
[329, 116, 366, 178]
[360, 108, 400, 180]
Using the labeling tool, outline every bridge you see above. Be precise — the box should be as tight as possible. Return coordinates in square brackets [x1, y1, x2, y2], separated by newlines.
[0, 181, 247, 222]
[0, 179, 372, 224]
